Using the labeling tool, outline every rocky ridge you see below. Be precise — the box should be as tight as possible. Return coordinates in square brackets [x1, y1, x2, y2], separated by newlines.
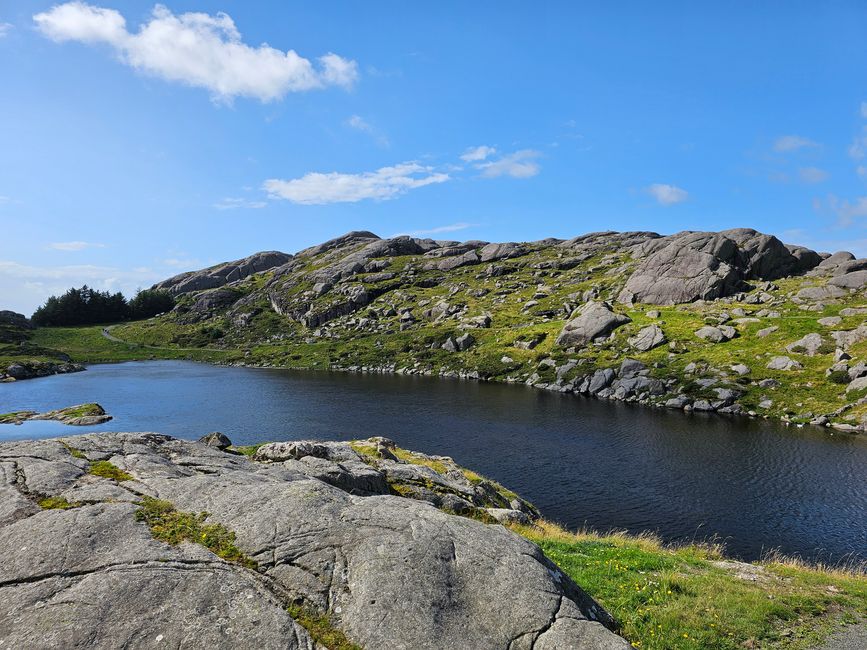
[0, 432, 628, 649]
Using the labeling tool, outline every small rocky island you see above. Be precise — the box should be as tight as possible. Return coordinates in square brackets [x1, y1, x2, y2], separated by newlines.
[0, 432, 629, 649]
[0, 403, 111, 426]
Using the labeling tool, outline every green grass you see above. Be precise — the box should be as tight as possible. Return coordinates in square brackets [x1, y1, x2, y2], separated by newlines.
[30, 323, 234, 364]
[88, 460, 133, 481]
[513, 520, 867, 650]
[0, 411, 35, 424]
[37, 496, 81, 510]
[230, 443, 266, 456]
[285, 604, 362, 650]
[134, 497, 257, 569]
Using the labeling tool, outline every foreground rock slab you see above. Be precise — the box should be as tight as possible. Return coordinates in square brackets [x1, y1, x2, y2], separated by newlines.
[0, 432, 628, 650]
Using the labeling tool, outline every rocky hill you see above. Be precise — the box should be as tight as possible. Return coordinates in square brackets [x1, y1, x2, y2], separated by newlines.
[0, 432, 628, 649]
[18, 227, 867, 431]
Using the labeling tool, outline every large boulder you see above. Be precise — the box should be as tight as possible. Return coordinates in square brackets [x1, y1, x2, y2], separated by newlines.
[627, 324, 667, 351]
[618, 231, 745, 304]
[0, 433, 627, 650]
[154, 251, 293, 296]
[556, 302, 632, 347]
[618, 229, 823, 305]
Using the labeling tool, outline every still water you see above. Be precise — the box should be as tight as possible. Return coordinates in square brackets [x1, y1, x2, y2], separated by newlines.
[2, 360, 865, 563]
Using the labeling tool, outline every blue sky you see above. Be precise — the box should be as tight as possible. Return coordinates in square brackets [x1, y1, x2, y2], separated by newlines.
[1, 1, 867, 314]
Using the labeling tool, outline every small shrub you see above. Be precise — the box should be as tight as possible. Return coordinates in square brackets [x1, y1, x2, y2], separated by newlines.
[828, 370, 850, 384]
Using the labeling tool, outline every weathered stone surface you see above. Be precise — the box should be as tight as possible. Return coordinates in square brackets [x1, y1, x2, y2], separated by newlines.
[155, 251, 293, 296]
[556, 301, 631, 347]
[628, 324, 667, 351]
[766, 356, 802, 371]
[618, 229, 822, 305]
[695, 325, 736, 343]
[0, 310, 33, 329]
[786, 333, 825, 356]
[829, 271, 867, 290]
[479, 242, 523, 262]
[796, 285, 847, 301]
[198, 431, 232, 449]
[0, 433, 626, 650]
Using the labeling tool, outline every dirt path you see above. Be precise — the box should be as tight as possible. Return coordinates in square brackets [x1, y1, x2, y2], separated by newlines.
[811, 619, 866, 650]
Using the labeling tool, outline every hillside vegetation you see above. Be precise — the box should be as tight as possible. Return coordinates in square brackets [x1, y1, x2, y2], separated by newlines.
[7, 228, 867, 432]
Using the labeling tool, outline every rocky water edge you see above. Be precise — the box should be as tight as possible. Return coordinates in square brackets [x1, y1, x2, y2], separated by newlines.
[0, 431, 629, 649]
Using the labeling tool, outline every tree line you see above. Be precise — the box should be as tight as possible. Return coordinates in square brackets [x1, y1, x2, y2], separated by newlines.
[31, 286, 175, 327]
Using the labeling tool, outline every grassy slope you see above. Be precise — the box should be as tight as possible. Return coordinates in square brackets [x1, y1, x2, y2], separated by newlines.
[70, 258, 867, 428]
[516, 521, 865, 650]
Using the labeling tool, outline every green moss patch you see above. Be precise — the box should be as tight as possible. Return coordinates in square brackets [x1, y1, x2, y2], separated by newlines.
[37, 496, 81, 510]
[88, 460, 133, 481]
[134, 497, 256, 569]
[285, 604, 361, 650]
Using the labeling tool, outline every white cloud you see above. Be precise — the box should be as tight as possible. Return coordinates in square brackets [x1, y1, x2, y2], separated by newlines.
[849, 127, 867, 160]
[33, 3, 358, 102]
[48, 241, 106, 251]
[213, 197, 267, 210]
[392, 222, 476, 237]
[0, 260, 160, 315]
[858, 166, 867, 181]
[798, 167, 829, 184]
[264, 162, 449, 205]
[819, 194, 867, 227]
[773, 135, 818, 152]
[861, 102, 867, 119]
[460, 145, 496, 162]
[0, 22, 12, 37]
[476, 150, 541, 178]
[646, 183, 689, 206]
[346, 115, 372, 132]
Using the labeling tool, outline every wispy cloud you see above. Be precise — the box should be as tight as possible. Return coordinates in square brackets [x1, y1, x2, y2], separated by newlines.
[0, 260, 160, 315]
[798, 167, 829, 184]
[816, 194, 867, 227]
[48, 241, 106, 251]
[773, 135, 818, 152]
[646, 183, 689, 206]
[213, 197, 267, 210]
[345, 114, 389, 147]
[849, 127, 867, 160]
[347, 115, 372, 132]
[264, 162, 449, 205]
[460, 145, 496, 162]
[33, 3, 358, 102]
[392, 222, 476, 237]
[0, 22, 12, 37]
[861, 102, 867, 119]
[476, 149, 541, 178]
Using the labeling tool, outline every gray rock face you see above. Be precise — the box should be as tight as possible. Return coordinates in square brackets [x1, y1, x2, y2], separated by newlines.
[829, 271, 867, 290]
[627, 324, 666, 351]
[0, 433, 627, 650]
[618, 229, 822, 305]
[479, 242, 523, 262]
[556, 301, 631, 347]
[786, 333, 825, 356]
[796, 285, 847, 301]
[155, 251, 293, 296]
[695, 325, 736, 343]
[198, 431, 232, 449]
[766, 356, 803, 371]
[0, 310, 33, 329]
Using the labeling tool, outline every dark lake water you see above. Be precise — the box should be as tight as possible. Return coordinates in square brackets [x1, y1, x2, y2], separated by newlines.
[2, 360, 865, 564]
